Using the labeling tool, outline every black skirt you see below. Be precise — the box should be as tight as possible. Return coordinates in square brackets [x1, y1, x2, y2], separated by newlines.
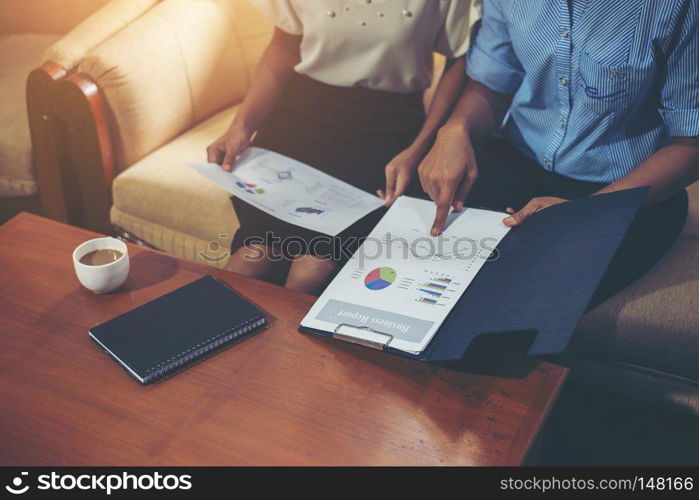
[231, 73, 426, 262]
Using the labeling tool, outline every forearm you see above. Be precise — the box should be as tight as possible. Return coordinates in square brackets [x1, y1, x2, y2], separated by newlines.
[228, 29, 301, 137]
[409, 58, 466, 154]
[595, 138, 699, 207]
[439, 79, 512, 141]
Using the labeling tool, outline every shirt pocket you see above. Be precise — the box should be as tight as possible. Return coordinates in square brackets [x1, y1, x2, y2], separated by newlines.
[578, 52, 629, 116]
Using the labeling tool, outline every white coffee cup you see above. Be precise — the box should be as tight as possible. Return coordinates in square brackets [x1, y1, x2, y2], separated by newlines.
[72, 237, 130, 293]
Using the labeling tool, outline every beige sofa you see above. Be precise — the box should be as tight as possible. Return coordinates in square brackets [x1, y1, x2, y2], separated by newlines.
[569, 183, 699, 414]
[54, 0, 698, 415]
[0, 0, 161, 221]
[56, 0, 448, 264]
[52, 0, 272, 256]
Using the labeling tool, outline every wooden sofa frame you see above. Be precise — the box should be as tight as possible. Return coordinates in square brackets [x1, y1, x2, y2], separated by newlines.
[22, 65, 117, 236]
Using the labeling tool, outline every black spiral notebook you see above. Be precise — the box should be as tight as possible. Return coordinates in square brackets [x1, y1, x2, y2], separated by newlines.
[89, 276, 266, 384]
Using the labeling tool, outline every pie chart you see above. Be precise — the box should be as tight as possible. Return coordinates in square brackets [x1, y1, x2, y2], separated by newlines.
[364, 267, 397, 291]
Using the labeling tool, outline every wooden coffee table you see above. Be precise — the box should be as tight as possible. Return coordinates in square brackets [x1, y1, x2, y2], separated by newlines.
[0, 213, 567, 466]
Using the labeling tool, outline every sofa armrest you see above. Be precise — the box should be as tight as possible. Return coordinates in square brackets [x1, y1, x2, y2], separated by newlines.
[26, 62, 69, 221]
[51, 0, 271, 232]
[77, 0, 271, 170]
[46, 73, 116, 233]
[43, 0, 161, 72]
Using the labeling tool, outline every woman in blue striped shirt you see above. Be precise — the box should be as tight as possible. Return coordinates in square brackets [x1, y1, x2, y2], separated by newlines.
[417, 0, 699, 306]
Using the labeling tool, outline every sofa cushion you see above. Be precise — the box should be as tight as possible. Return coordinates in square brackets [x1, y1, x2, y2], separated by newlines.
[0, 33, 59, 197]
[80, 0, 272, 170]
[111, 206, 232, 269]
[43, 0, 160, 71]
[111, 105, 239, 265]
[573, 237, 699, 383]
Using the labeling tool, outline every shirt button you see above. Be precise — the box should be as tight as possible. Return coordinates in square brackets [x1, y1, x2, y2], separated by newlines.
[559, 76, 569, 86]
[559, 119, 566, 128]
[561, 29, 570, 38]
[544, 160, 552, 169]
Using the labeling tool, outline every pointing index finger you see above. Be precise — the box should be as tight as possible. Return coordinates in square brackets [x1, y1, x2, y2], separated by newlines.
[431, 203, 451, 236]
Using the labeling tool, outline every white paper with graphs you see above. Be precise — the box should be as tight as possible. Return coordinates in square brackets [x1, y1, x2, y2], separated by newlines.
[301, 196, 511, 355]
[188, 147, 384, 236]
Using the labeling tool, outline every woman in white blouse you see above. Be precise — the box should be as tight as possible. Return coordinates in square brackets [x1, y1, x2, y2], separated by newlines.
[207, 0, 479, 293]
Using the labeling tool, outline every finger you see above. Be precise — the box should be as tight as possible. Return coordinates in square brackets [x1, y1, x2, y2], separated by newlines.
[503, 201, 540, 227]
[377, 189, 385, 200]
[207, 144, 224, 165]
[506, 207, 514, 214]
[428, 171, 460, 235]
[384, 166, 397, 206]
[431, 203, 452, 236]
[221, 142, 242, 172]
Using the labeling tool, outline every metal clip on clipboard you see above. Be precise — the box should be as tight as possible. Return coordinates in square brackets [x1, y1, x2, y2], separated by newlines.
[333, 323, 394, 351]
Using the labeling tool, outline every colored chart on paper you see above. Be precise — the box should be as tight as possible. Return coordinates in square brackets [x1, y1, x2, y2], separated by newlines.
[364, 267, 396, 291]
[415, 275, 454, 305]
[418, 297, 438, 305]
[235, 181, 265, 195]
[295, 206, 325, 215]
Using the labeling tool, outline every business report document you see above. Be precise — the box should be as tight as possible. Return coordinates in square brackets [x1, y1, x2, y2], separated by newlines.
[301, 196, 511, 355]
[188, 147, 384, 236]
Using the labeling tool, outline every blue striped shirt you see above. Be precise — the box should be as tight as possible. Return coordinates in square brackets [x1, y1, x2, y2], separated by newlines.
[466, 0, 699, 183]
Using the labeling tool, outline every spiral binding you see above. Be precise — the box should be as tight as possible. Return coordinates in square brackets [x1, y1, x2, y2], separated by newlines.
[145, 317, 266, 382]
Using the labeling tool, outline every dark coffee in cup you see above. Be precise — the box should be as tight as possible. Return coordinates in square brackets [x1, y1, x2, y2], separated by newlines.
[79, 249, 124, 266]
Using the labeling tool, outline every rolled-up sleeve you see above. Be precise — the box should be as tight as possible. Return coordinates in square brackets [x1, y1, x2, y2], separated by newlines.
[466, 0, 523, 95]
[435, 0, 481, 58]
[659, 0, 699, 137]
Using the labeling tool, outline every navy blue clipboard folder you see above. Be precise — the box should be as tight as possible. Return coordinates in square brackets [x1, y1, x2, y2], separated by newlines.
[300, 187, 648, 361]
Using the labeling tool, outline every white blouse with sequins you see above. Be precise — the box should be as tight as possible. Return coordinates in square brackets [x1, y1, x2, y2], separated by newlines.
[251, 0, 480, 92]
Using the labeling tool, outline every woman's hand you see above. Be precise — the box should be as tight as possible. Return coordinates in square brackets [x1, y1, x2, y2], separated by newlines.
[378, 147, 423, 206]
[418, 124, 479, 236]
[205, 28, 301, 172]
[503, 197, 568, 226]
[206, 126, 254, 172]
